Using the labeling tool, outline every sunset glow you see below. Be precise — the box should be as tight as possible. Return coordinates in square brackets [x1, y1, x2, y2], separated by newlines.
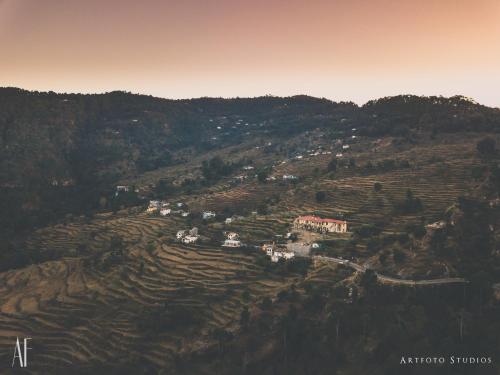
[1, 0, 499, 106]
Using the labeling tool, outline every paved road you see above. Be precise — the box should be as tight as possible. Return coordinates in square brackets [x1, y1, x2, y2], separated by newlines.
[311, 255, 468, 286]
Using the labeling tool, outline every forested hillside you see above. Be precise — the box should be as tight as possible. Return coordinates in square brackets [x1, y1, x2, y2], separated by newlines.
[1, 88, 500, 374]
[1, 88, 499, 267]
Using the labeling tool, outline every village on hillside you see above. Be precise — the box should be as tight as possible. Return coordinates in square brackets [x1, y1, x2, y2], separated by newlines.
[142, 192, 350, 262]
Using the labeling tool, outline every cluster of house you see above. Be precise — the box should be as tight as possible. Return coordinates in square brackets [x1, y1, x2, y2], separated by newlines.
[176, 227, 199, 244]
[115, 185, 141, 196]
[222, 231, 243, 248]
[261, 243, 295, 263]
[115, 185, 130, 196]
[147, 200, 190, 217]
[293, 216, 348, 233]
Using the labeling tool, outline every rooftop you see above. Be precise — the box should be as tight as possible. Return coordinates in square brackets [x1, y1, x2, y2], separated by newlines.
[296, 215, 347, 225]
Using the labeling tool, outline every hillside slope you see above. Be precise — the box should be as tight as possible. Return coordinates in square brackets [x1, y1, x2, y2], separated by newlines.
[0, 89, 500, 374]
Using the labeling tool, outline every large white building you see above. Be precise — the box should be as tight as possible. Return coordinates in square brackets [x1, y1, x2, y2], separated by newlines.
[293, 216, 347, 233]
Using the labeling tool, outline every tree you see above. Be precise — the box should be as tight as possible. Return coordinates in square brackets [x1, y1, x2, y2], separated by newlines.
[242, 289, 251, 302]
[327, 158, 337, 172]
[211, 328, 233, 356]
[260, 296, 273, 310]
[110, 235, 124, 252]
[240, 307, 250, 328]
[394, 188, 423, 214]
[257, 202, 268, 215]
[201, 156, 234, 182]
[392, 249, 406, 263]
[155, 178, 174, 196]
[360, 269, 377, 289]
[476, 137, 496, 157]
[315, 191, 327, 203]
[257, 170, 269, 183]
[373, 182, 382, 192]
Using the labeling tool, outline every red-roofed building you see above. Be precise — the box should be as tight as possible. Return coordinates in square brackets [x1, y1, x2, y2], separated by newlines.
[293, 215, 347, 233]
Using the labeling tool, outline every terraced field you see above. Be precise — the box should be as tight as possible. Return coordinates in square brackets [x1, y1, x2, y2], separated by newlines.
[0, 211, 305, 373]
[0, 131, 492, 373]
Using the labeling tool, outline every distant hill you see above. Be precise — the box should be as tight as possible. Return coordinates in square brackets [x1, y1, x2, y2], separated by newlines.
[1, 87, 499, 257]
[2, 88, 498, 187]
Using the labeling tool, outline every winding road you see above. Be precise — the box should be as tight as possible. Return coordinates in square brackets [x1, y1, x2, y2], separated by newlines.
[311, 255, 468, 286]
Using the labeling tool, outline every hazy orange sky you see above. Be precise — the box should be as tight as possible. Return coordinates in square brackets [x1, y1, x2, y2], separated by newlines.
[1, 0, 499, 106]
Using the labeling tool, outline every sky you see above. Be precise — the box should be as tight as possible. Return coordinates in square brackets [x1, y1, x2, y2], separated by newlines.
[1, 0, 499, 107]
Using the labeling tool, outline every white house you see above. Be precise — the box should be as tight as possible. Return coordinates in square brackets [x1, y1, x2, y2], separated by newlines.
[176, 230, 186, 239]
[222, 239, 242, 248]
[182, 235, 199, 244]
[160, 208, 171, 216]
[261, 243, 295, 262]
[283, 174, 298, 180]
[263, 244, 274, 256]
[115, 185, 129, 193]
[342, 145, 350, 150]
[181, 211, 190, 217]
[226, 232, 239, 240]
[225, 217, 233, 224]
[202, 211, 216, 220]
